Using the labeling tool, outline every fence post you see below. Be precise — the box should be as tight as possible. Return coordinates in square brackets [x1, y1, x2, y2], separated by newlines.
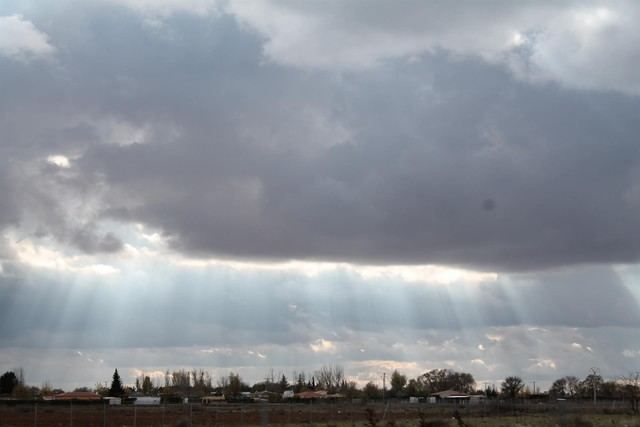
[134, 405, 137, 427]
[70, 401, 73, 427]
[34, 401, 37, 427]
[103, 402, 106, 427]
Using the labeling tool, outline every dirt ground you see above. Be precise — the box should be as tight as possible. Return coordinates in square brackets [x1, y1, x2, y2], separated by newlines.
[1, 402, 638, 427]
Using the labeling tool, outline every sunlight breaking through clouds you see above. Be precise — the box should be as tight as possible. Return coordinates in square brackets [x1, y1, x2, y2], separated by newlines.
[1, 0, 640, 393]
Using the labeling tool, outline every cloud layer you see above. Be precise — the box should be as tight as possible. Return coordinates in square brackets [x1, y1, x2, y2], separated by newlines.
[1, 0, 640, 390]
[2, 1, 640, 270]
[2, 251, 640, 389]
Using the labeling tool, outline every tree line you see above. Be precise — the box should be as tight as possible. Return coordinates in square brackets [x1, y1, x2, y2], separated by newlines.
[3, 366, 640, 411]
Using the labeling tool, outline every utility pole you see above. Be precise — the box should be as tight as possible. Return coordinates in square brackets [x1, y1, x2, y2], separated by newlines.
[590, 367, 600, 405]
[382, 372, 386, 402]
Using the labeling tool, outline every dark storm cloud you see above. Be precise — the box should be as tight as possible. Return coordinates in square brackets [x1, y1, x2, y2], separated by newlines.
[81, 53, 640, 270]
[1, 1, 640, 271]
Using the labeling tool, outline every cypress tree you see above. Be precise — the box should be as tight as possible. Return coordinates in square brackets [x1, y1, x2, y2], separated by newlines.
[0, 371, 18, 395]
[109, 369, 124, 397]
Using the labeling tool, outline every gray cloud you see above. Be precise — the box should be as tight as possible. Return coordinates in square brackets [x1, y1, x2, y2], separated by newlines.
[1, 2, 640, 270]
[80, 57, 640, 270]
[225, 1, 640, 95]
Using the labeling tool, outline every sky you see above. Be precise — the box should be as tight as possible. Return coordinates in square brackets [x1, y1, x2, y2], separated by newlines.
[1, 0, 640, 391]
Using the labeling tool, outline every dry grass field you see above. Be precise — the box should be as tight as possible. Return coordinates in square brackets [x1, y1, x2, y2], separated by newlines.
[1, 402, 639, 427]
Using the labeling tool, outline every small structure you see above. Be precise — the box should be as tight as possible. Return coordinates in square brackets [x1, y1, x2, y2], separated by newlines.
[294, 390, 328, 400]
[469, 394, 486, 404]
[282, 390, 295, 400]
[134, 396, 161, 405]
[54, 392, 102, 401]
[253, 390, 279, 402]
[325, 393, 345, 401]
[430, 390, 470, 403]
[201, 395, 226, 405]
[104, 397, 122, 406]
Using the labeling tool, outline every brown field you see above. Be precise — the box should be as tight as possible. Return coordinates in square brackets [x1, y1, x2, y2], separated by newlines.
[1, 401, 639, 427]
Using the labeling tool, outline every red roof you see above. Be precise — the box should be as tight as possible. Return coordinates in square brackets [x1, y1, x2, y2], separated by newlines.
[294, 391, 328, 399]
[54, 392, 102, 400]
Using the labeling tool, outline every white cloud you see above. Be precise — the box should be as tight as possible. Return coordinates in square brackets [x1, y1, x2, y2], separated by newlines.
[571, 342, 594, 353]
[8, 237, 120, 276]
[225, 2, 640, 95]
[309, 338, 336, 353]
[47, 155, 71, 169]
[200, 347, 232, 355]
[104, 0, 640, 93]
[90, 117, 161, 147]
[486, 334, 504, 343]
[0, 15, 55, 60]
[131, 369, 165, 381]
[108, 0, 221, 19]
[528, 358, 557, 371]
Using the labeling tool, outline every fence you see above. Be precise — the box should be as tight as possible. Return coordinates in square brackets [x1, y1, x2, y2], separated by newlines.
[0, 399, 634, 427]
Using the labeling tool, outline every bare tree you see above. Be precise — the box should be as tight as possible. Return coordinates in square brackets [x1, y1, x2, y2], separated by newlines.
[418, 369, 475, 394]
[549, 376, 581, 399]
[314, 365, 344, 393]
[217, 375, 229, 390]
[171, 369, 191, 394]
[501, 376, 524, 399]
[292, 371, 306, 392]
[363, 382, 381, 400]
[566, 376, 580, 399]
[549, 377, 567, 398]
[390, 370, 407, 398]
[164, 370, 171, 388]
[621, 372, 640, 414]
[226, 372, 244, 397]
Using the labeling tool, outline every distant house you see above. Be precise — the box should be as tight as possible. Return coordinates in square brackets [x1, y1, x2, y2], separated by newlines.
[134, 396, 161, 405]
[54, 392, 102, 401]
[253, 390, 280, 402]
[469, 394, 486, 404]
[201, 395, 226, 405]
[430, 390, 470, 402]
[324, 393, 345, 401]
[104, 397, 122, 405]
[294, 390, 328, 400]
[282, 390, 295, 399]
